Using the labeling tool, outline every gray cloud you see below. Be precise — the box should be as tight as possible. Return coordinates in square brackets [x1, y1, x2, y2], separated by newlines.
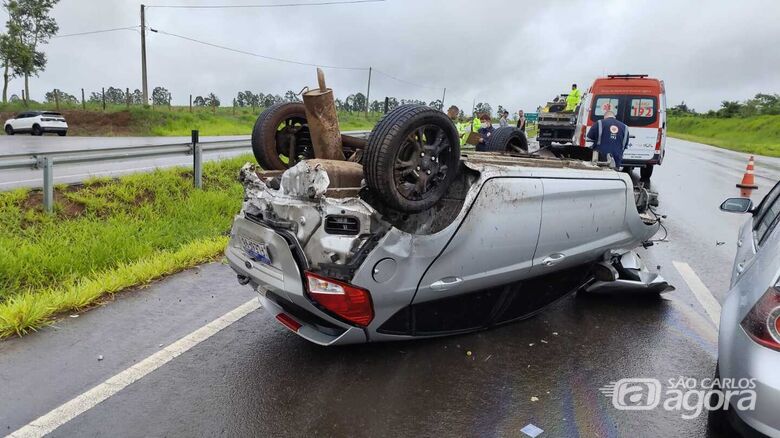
[12, 0, 780, 113]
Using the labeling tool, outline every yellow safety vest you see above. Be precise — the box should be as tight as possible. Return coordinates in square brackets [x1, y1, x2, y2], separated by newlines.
[566, 89, 581, 111]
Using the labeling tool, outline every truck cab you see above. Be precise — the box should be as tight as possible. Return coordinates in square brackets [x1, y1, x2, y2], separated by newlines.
[573, 74, 667, 179]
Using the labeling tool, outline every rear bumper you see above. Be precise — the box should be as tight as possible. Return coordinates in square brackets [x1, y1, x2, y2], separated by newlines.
[622, 153, 661, 167]
[225, 214, 367, 345]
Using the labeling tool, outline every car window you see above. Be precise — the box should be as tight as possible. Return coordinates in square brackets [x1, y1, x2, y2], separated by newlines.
[42, 112, 62, 116]
[756, 200, 780, 246]
[626, 97, 658, 126]
[16, 112, 28, 118]
[591, 96, 621, 122]
[753, 181, 780, 230]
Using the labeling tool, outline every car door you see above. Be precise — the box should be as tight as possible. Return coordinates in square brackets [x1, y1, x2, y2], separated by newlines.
[413, 177, 543, 304]
[732, 181, 780, 285]
[11, 113, 28, 131]
[622, 96, 659, 162]
[530, 177, 628, 275]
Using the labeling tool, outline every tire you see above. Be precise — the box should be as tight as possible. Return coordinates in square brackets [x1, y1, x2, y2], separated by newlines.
[640, 165, 654, 180]
[364, 104, 460, 213]
[31, 124, 42, 136]
[250, 102, 313, 170]
[485, 127, 528, 153]
[4, 125, 13, 135]
[58, 131, 67, 137]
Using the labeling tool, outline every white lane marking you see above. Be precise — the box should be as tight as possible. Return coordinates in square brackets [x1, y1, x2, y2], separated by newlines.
[6, 298, 261, 438]
[672, 261, 721, 328]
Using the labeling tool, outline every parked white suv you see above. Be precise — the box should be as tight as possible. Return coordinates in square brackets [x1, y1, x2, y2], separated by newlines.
[4, 111, 68, 136]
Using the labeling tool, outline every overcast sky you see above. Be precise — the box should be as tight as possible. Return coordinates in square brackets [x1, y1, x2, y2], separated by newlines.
[8, 0, 780, 113]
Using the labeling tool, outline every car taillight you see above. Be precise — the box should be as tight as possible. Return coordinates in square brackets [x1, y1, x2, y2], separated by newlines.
[275, 313, 302, 332]
[579, 125, 587, 146]
[740, 287, 780, 351]
[655, 128, 663, 152]
[305, 272, 373, 327]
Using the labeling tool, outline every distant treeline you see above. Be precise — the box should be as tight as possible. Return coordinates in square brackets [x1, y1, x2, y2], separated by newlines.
[670, 93, 780, 118]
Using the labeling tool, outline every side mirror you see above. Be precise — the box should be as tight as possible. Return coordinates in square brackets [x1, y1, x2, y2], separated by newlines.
[720, 197, 754, 214]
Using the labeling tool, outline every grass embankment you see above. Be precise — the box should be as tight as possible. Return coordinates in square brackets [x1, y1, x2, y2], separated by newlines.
[0, 101, 380, 136]
[0, 155, 253, 338]
[667, 115, 780, 157]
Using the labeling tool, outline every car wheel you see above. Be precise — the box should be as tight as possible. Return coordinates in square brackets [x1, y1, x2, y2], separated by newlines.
[58, 131, 67, 137]
[4, 125, 13, 135]
[640, 165, 654, 180]
[364, 104, 460, 213]
[485, 127, 528, 153]
[31, 124, 43, 136]
[251, 102, 313, 170]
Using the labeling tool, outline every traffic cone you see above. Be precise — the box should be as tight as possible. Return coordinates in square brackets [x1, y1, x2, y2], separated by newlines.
[737, 155, 759, 198]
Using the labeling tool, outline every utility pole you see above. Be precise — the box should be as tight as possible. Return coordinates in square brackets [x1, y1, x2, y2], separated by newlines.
[140, 4, 148, 106]
[441, 88, 446, 110]
[365, 67, 372, 116]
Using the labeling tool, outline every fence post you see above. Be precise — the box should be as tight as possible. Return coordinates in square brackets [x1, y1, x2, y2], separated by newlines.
[102, 87, 106, 111]
[126, 87, 130, 108]
[384, 97, 389, 114]
[21, 89, 26, 106]
[192, 129, 202, 189]
[81, 88, 86, 110]
[189, 94, 192, 113]
[42, 157, 54, 213]
[54, 89, 60, 110]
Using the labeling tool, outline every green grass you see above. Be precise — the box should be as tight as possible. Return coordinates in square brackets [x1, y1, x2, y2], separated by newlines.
[667, 115, 780, 157]
[0, 155, 252, 337]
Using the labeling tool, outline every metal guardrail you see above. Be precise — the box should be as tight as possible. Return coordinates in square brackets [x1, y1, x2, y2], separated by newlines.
[1, 130, 372, 214]
[0, 130, 250, 213]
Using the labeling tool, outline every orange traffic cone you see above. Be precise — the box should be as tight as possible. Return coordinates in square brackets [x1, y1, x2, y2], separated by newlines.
[737, 155, 759, 198]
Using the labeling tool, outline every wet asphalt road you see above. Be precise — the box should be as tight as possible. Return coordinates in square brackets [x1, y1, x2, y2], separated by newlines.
[2, 137, 780, 437]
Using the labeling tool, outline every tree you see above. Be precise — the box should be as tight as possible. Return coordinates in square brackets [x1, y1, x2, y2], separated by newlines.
[88, 91, 101, 103]
[474, 102, 492, 117]
[5, 0, 59, 103]
[104, 86, 125, 104]
[369, 100, 382, 113]
[669, 101, 695, 116]
[386, 97, 399, 111]
[429, 99, 442, 110]
[718, 100, 742, 118]
[496, 105, 506, 117]
[205, 92, 220, 107]
[43, 88, 77, 104]
[0, 33, 27, 103]
[284, 90, 300, 102]
[131, 89, 142, 105]
[151, 86, 171, 106]
[193, 95, 206, 107]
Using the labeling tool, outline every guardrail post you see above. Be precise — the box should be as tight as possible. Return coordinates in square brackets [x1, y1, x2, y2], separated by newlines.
[42, 157, 54, 213]
[192, 130, 202, 189]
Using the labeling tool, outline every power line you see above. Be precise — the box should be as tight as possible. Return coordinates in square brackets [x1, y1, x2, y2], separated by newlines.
[152, 28, 369, 71]
[373, 68, 440, 90]
[53, 26, 140, 38]
[147, 0, 384, 9]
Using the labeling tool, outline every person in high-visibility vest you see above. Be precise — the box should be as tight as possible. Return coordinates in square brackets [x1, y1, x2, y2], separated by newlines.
[565, 83, 581, 112]
[447, 105, 468, 146]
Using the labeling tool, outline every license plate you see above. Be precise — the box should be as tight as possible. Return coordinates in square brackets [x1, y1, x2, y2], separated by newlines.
[240, 237, 272, 265]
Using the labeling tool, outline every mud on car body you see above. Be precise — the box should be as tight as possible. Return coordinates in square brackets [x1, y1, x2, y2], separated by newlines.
[226, 104, 670, 345]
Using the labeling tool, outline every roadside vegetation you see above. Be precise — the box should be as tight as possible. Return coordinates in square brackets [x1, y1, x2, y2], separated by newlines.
[666, 93, 780, 157]
[0, 155, 254, 338]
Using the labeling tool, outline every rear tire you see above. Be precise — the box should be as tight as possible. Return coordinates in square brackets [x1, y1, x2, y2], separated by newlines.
[640, 165, 654, 180]
[364, 104, 460, 213]
[485, 127, 528, 153]
[31, 124, 42, 136]
[251, 102, 312, 170]
[4, 125, 13, 135]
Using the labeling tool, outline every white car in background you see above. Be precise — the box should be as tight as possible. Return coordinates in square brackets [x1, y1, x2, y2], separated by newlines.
[4, 111, 68, 136]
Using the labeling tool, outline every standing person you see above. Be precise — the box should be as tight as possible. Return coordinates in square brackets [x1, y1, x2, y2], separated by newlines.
[516, 110, 526, 132]
[476, 114, 494, 151]
[565, 83, 581, 112]
[586, 110, 629, 168]
[447, 105, 468, 146]
[498, 110, 509, 128]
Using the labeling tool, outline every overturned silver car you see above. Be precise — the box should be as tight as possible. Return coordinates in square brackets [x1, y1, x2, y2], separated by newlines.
[226, 104, 670, 345]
